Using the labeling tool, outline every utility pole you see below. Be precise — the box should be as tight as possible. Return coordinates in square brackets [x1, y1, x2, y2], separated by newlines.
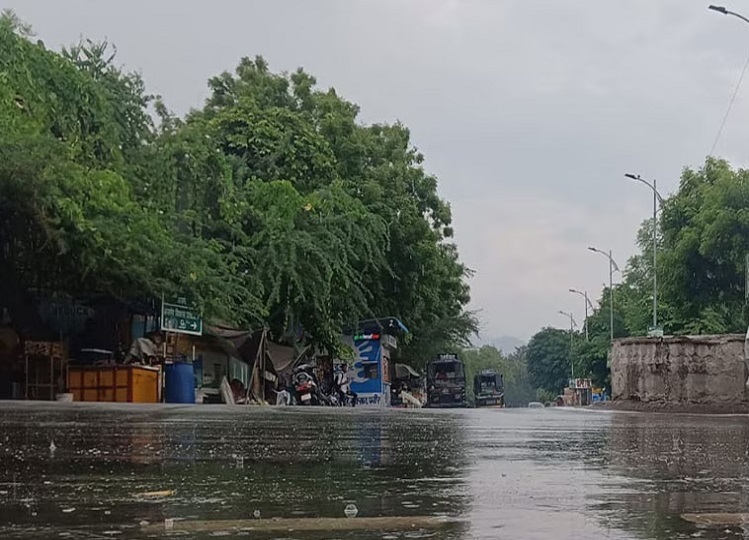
[588, 247, 620, 341]
[652, 180, 657, 330]
[625, 174, 664, 333]
[569, 288, 594, 341]
[608, 250, 614, 340]
[558, 310, 577, 380]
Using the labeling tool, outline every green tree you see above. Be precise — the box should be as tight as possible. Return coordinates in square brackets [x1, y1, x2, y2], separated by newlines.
[526, 327, 576, 394]
[0, 20, 258, 332]
[657, 158, 749, 334]
[0, 19, 475, 357]
[185, 55, 476, 355]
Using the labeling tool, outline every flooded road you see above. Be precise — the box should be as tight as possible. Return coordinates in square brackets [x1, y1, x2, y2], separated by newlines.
[0, 403, 748, 539]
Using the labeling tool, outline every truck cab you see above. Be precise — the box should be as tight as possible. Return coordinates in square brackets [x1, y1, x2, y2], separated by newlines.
[426, 354, 467, 408]
[474, 369, 505, 407]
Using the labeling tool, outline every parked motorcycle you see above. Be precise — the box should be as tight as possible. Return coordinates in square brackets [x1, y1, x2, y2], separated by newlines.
[293, 367, 320, 405]
[291, 364, 354, 407]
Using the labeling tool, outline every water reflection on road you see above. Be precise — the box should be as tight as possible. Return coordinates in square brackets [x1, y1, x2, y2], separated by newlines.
[0, 403, 748, 539]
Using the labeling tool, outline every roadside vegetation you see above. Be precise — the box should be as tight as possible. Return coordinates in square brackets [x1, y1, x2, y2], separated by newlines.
[0, 12, 476, 362]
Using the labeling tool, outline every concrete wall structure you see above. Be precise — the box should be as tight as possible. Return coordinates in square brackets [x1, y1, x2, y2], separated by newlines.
[611, 334, 747, 405]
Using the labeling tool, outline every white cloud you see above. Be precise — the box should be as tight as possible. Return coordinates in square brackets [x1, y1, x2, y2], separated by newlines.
[453, 192, 645, 340]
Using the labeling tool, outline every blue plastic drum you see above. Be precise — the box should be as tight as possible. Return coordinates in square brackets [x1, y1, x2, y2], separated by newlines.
[165, 362, 195, 404]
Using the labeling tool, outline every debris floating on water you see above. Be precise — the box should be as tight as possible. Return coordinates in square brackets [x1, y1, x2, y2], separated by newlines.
[344, 504, 359, 518]
[137, 490, 175, 498]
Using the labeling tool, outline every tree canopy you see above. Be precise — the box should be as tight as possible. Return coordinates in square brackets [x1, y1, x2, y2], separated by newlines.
[526, 328, 574, 395]
[0, 13, 476, 361]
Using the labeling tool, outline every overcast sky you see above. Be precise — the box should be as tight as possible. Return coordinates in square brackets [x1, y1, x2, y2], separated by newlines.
[9, 0, 749, 341]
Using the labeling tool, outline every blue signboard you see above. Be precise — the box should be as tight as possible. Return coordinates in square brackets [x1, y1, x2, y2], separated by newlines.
[349, 338, 382, 395]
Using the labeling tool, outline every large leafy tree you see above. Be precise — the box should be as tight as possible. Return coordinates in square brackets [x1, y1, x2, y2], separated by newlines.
[184, 55, 476, 357]
[0, 18, 251, 329]
[0, 17, 475, 358]
[526, 327, 575, 394]
[657, 158, 749, 334]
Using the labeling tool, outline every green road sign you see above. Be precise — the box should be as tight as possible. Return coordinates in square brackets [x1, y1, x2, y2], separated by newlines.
[161, 297, 203, 336]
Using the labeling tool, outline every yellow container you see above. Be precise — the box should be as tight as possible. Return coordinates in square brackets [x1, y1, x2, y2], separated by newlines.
[68, 365, 160, 403]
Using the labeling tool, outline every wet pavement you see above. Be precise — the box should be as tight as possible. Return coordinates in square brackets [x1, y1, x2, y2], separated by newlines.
[0, 403, 748, 539]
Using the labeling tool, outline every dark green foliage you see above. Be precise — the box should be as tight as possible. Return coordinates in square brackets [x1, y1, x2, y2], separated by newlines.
[0, 15, 475, 358]
[526, 328, 574, 394]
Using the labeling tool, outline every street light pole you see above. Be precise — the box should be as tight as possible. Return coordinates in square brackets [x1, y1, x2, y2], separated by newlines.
[569, 288, 594, 341]
[709, 5, 749, 26]
[588, 247, 620, 341]
[625, 174, 665, 332]
[558, 310, 577, 380]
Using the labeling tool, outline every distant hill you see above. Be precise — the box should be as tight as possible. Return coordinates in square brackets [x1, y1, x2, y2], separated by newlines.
[490, 336, 524, 355]
[468, 335, 525, 355]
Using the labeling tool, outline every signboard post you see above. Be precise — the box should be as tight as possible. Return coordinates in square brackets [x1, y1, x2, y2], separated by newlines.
[161, 297, 203, 336]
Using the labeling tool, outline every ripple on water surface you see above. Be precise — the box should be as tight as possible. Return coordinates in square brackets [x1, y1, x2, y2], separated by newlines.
[0, 404, 747, 539]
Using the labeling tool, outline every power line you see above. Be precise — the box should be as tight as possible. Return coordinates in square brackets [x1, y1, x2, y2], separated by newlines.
[710, 47, 749, 156]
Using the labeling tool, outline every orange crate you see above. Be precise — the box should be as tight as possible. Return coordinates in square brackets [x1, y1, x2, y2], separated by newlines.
[68, 365, 159, 403]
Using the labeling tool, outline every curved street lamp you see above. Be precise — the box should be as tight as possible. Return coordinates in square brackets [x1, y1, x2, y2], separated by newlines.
[588, 247, 620, 341]
[569, 288, 594, 341]
[709, 5, 749, 26]
[625, 173, 664, 334]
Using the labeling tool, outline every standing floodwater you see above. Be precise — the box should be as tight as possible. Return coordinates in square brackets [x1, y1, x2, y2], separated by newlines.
[0, 403, 747, 539]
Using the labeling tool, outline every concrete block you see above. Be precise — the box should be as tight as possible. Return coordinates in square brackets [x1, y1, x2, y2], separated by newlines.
[611, 334, 747, 405]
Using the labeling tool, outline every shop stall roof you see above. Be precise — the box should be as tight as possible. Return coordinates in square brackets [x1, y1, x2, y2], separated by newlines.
[266, 341, 311, 376]
[395, 363, 421, 380]
[203, 323, 259, 363]
[204, 323, 282, 403]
